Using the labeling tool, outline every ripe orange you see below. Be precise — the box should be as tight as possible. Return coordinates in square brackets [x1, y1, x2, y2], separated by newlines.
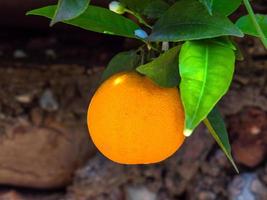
[87, 72, 185, 164]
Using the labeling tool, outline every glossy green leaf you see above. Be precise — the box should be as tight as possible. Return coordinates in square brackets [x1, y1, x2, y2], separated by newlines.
[200, 0, 242, 16]
[210, 37, 236, 50]
[204, 107, 239, 172]
[212, 0, 242, 16]
[179, 39, 235, 136]
[143, 0, 170, 19]
[101, 51, 140, 82]
[199, 0, 213, 15]
[236, 14, 267, 37]
[120, 0, 150, 13]
[27, 5, 140, 39]
[136, 46, 180, 87]
[149, 0, 243, 42]
[120, 0, 169, 19]
[51, 0, 90, 26]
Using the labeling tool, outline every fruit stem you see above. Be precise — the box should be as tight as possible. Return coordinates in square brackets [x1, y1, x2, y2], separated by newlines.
[243, 0, 267, 48]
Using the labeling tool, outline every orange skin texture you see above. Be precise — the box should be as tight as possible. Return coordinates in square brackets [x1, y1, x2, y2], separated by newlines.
[87, 72, 185, 164]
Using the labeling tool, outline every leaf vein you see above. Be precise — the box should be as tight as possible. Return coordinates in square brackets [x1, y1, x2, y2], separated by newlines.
[189, 45, 208, 128]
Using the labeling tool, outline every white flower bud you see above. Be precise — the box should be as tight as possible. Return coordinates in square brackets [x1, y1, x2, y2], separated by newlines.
[109, 1, 125, 14]
[134, 29, 148, 39]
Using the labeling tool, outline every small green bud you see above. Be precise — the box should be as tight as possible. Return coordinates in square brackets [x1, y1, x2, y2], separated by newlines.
[109, 1, 125, 14]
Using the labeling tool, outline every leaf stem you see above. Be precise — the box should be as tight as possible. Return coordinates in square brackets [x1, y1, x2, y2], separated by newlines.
[140, 48, 145, 65]
[243, 0, 267, 48]
[145, 41, 160, 52]
[125, 9, 152, 29]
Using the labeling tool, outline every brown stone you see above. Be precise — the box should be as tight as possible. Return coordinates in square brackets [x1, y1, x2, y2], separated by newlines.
[228, 107, 267, 168]
[0, 190, 64, 200]
[0, 65, 102, 189]
[0, 119, 94, 189]
[228, 173, 267, 200]
[232, 142, 265, 168]
[0, 191, 22, 200]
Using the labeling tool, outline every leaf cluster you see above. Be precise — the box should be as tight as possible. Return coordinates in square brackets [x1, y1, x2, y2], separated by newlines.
[27, 0, 267, 172]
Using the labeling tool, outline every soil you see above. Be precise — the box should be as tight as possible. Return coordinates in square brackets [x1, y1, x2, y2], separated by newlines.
[0, 2, 267, 200]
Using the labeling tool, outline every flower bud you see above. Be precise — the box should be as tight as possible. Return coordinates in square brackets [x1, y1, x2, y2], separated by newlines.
[109, 1, 125, 14]
[134, 29, 148, 39]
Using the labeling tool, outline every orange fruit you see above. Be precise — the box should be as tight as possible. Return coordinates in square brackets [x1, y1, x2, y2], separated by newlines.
[87, 72, 185, 164]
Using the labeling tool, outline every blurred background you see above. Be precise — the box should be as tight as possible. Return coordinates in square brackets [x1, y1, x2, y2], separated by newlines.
[0, 1, 267, 200]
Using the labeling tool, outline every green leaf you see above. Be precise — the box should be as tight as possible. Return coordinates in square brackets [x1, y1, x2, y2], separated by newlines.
[51, 0, 90, 26]
[136, 46, 180, 87]
[179, 39, 235, 136]
[204, 107, 239, 172]
[120, 0, 169, 19]
[200, 0, 242, 16]
[143, 0, 170, 19]
[120, 0, 150, 13]
[149, 0, 244, 42]
[231, 39, 244, 61]
[236, 14, 267, 37]
[212, 0, 242, 16]
[209, 36, 236, 50]
[27, 5, 140, 39]
[199, 0, 213, 15]
[101, 51, 140, 82]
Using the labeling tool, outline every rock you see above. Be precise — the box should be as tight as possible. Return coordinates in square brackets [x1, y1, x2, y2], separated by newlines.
[45, 49, 57, 59]
[251, 177, 267, 199]
[228, 173, 267, 200]
[186, 145, 236, 200]
[198, 191, 216, 200]
[0, 191, 22, 200]
[213, 150, 231, 169]
[0, 118, 93, 189]
[260, 164, 267, 185]
[0, 190, 64, 200]
[187, 170, 228, 200]
[39, 89, 59, 112]
[220, 60, 267, 115]
[229, 107, 267, 168]
[0, 65, 102, 189]
[221, 86, 267, 115]
[30, 108, 43, 126]
[66, 154, 126, 200]
[13, 50, 27, 59]
[126, 186, 156, 200]
[15, 93, 34, 104]
[232, 142, 265, 168]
